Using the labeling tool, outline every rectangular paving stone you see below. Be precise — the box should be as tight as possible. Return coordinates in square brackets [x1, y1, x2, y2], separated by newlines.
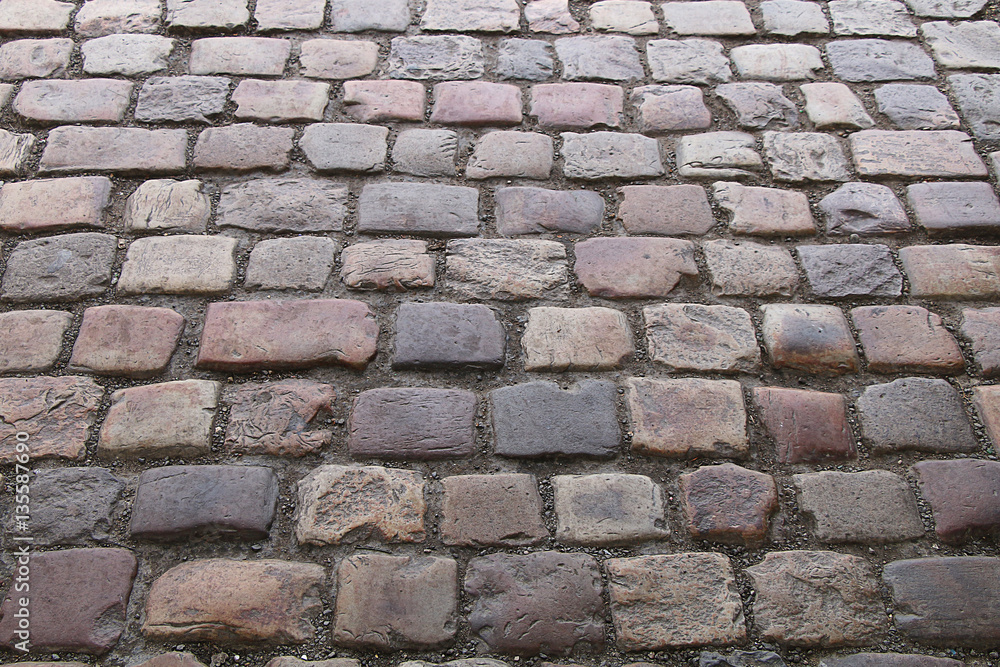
[358, 183, 478, 236]
[348, 388, 476, 460]
[760, 304, 859, 374]
[118, 235, 237, 295]
[562, 131, 664, 179]
[495, 187, 604, 235]
[556, 34, 644, 81]
[645, 303, 760, 372]
[574, 237, 697, 298]
[498, 38, 555, 80]
[730, 44, 824, 80]
[948, 74, 1000, 141]
[431, 81, 522, 125]
[14, 79, 132, 123]
[441, 474, 548, 547]
[421, 0, 518, 31]
[923, 21, 1000, 69]
[254, 0, 326, 30]
[81, 35, 175, 76]
[662, 1, 755, 35]
[876, 83, 960, 130]
[245, 236, 336, 292]
[68, 305, 184, 378]
[232, 80, 330, 122]
[300, 123, 388, 173]
[850, 130, 986, 177]
[819, 182, 911, 234]
[907, 181, 1000, 234]
[761, 0, 829, 36]
[526, 0, 579, 33]
[590, 0, 658, 33]
[0, 376, 103, 462]
[300, 39, 378, 79]
[618, 184, 715, 235]
[961, 308, 1000, 377]
[647, 38, 733, 84]
[197, 299, 379, 371]
[388, 35, 484, 80]
[798, 244, 902, 297]
[218, 178, 347, 233]
[2, 232, 116, 303]
[676, 132, 763, 179]
[135, 75, 231, 124]
[491, 380, 620, 458]
[717, 81, 800, 130]
[193, 124, 295, 172]
[915, 460, 1000, 543]
[553, 473, 667, 546]
[0, 38, 72, 80]
[0, 310, 72, 373]
[827, 39, 936, 81]
[166, 0, 249, 29]
[190, 37, 290, 75]
[679, 463, 777, 546]
[851, 305, 964, 374]
[713, 182, 815, 235]
[75, 0, 162, 36]
[632, 84, 712, 132]
[529, 82, 623, 129]
[225, 380, 335, 457]
[764, 131, 852, 181]
[0, 176, 111, 232]
[899, 244, 1000, 298]
[0, 0, 73, 33]
[606, 554, 745, 649]
[466, 131, 552, 179]
[904, 0, 987, 15]
[32, 467, 124, 546]
[40, 127, 187, 175]
[344, 80, 425, 122]
[445, 239, 568, 300]
[393, 302, 504, 370]
[704, 240, 799, 297]
[753, 387, 856, 464]
[822, 654, 964, 667]
[340, 240, 435, 291]
[331, 0, 410, 31]
[522, 306, 633, 371]
[393, 128, 457, 176]
[830, 0, 916, 36]
[143, 559, 324, 645]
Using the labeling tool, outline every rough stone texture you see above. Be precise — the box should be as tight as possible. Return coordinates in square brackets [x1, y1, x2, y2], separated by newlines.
[330, 0, 410, 31]
[590, 0, 658, 34]
[118, 235, 237, 295]
[822, 656, 963, 667]
[647, 38, 733, 85]
[619, 184, 715, 235]
[961, 307, 1000, 377]
[2, 232, 116, 303]
[575, 237, 696, 298]
[491, 380, 620, 458]
[14, 79, 131, 123]
[0, 549, 136, 654]
[875, 84, 960, 129]
[907, 181, 1000, 235]
[295, 465, 425, 545]
[801, 82, 873, 128]
[899, 244, 1000, 299]
[606, 554, 746, 649]
[465, 552, 605, 655]
[166, 0, 249, 29]
[0, 0, 73, 33]
[716, 82, 798, 130]
[255, 0, 326, 30]
[677, 132, 763, 179]
[663, 1, 754, 35]
[333, 554, 457, 650]
[97, 380, 220, 459]
[626, 378, 748, 459]
[761, 0, 829, 35]
[798, 244, 902, 297]
[747, 551, 888, 647]
[904, 0, 987, 15]
[125, 179, 211, 233]
[193, 124, 295, 173]
[851, 305, 964, 374]
[358, 183, 479, 236]
[714, 182, 815, 235]
[0, 376, 103, 462]
[197, 299, 378, 371]
[679, 463, 777, 546]
[914, 460, 1000, 543]
[131, 465, 278, 540]
[949, 74, 1000, 142]
[923, 21, 1000, 69]
[136, 76, 229, 124]
[32, 467, 124, 546]
[143, 559, 324, 644]
[430, 82, 521, 126]
[466, 131, 552, 179]
[81, 35, 174, 76]
[224, 380, 335, 457]
[393, 129, 457, 176]
[0, 310, 72, 373]
[0, 128, 34, 174]
[555, 35, 644, 81]
[344, 80, 425, 122]
[644, 304, 760, 372]
[730, 44, 824, 80]
[827, 39, 936, 81]
[68, 305, 184, 378]
[340, 240, 435, 291]
[0, 176, 111, 232]
[883, 557, 1000, 647]
[388, 36, 485, 80]
[760, 304, 859, 374]
[562, 131, 663, 179]
[553, 473, 667, 545]
[497, 39, 554, 80]
[632, 85, 711, 132]
[218, 178, 347, 233]
[703, 241, 798, 296]
[522, 306, 633, 371]
[244, 236, 336, 291]
[421, 0, 519, 32]
[495, 187, 604, 235]
[348, 388, 476, 461]
[829, 0, 916, 36]
[794, 470, 924, 543]
[40, 127, 187, 175]
[299, 123, 388, 173]
[232, 79, 330, 122]
[446, 239, 567, 300]
[0, 38, 73, 80]
[850, 130, 986, 177]
[763, 131, 852, 182]
[441, 474, 547, 547]
[753, 387, 856, 464]
[393, 302, 505, 370]
[189, 37, 289, 75]
[525, 0, 580, 33]
[818, 182, 910, 235]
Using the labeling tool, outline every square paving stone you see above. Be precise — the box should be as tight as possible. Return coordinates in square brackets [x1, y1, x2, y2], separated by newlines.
[948, 74, 1000, 141]
[0, 548, 136, 654]
[2, 232, 116, 303]
[393, 302, 505, 370]
[445, 239, 568, 300]
[627, 377, 748, 459]
[225, 380, 335, 457]
[245, 236, 336, 291]
[801, 82, 873, 129]
[0, 309, 72, 372]
[753, 387, 856, 464]
[131, 465, 278, 541]
[899, 244, 1000, 299]
[553, 473, 668, 545]
[491, 380, 620, 458]
[348, 388, 476, 461]
[703, 240, 799, 297]
[883, 556, 1000, 647]
[605, 553, 746, 649]
[747, 551, 888, 647]
[875, 84, 960, 130]
[857, 377, 978, 454]
[818, 182, 911, 235]
[0, 376, 103, 463]
[67, 305, 184, 378]
[851, 305, 964, 374]
[923, 21, 1000, 69]
[618, 184, 716, 235]
[716, 82, 799, 130]
[713, 182, 815, 236]
[522, 306, 633, 371]
[393, 129, 457, 177]
[906, 181, 1000, 235]
[797, 244, 902, 298]
[645, 303, 760, 372]
[793, 470, 924, 543]
[760, 304, 859, 374]
[961, 307, 1000, 377]
[334, 554, 457, 650]
[647, 38, 733, 85]
[574, 237, 697, 298]
[763, 132, 852, 182]
[679, 463, 778, 546]
[340, 240, 436, 291]
[125, 179, 212, 233]
[32, 467, 124, 546]
[465, 552, 605, 655]
[914, 460, 1000, 543]
[827, 39, 935, 81]
[440, 473, 548, 547]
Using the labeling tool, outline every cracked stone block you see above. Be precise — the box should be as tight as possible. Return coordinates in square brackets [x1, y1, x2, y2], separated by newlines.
[68, 305, 185, 378]
[761, 0, 828, 35]
[645, 303, 760, 373]
[753, 387, 856, 464]
[915, 460, 1000, 543]
[300, 123, 387, 173]
[818, 182, 910, 235]
[340, 240, 435, 291]
[329, 0, 410, 31]
[124, 179, 210, 232]
[562, 131, 663, 179]
[467, 131, 552, 179]
[388, 36, 484, 80]
[118, 235, 237, 295]
[875, 84, 960, 130]
[0, 38, 73, 80]
[553, 473, 667, 545]
[344, 80, 425, 122]
[0, 128, 34, 174]
[81, 35, 175, 76]
[166, 0, 249, 29]
[632, 85, 710, 132]
[827, 39, 935, 81]
[663, 1, 754, 35]
[907, 181, 1000, 235]
[497, 39, 554, 80]
[393, 129, 457, 176]
[32, 467, 124, 546]
[962, 308, 1000, 377]
[526, 0, 579, 33]
[829, 0, 915, 36]
[299, 39, 378, 79]
[618, 184, 716, 235]
[556, 35, 644, 81]
[245, 236, 336, 291]
[574, 237, 697, 298]
[218, 178, 346, 233]
[358, 183, 479, 236]
[522, 306, 633, 371]
[716, 82, 799, 130]
[713, 182, 815, 235]
[393, 302, 505, 370]
[680, 463, 778, 546]
[676, 132, 763, 179]
[421, 0, 519, 32]
[858, 378, 977, 454]
[0, 310, 72, 373]
[703, 240, 799, 297]
[136, 76, 230, 124]
[798, 244, 902, 297]
[923, 21, 1000, 69]
[948, 74, 1000, 142]
[801, 82, 873, 128]
[760, 304, 859, 374]
[530, 82, 623, 129]
[730, 44, 824, 80]
[2, 232, 116, 303]
[899, 244, 1000, 299]
[225, 380, 335, 457]
[441, 474, 547, 546]
[0, 176, 111, 232]
[851, 130, 986, 177]
[445, 239, 567, 300]
[764, 131, 851, 182]
[851, 305, 964, 374]
[0, 376, 103, 463]
[647, 38, 733, 84]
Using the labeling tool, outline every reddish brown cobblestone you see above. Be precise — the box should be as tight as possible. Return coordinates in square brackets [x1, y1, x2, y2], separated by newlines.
[224, 380, 334, 457]
[0, 376, 103, 462]
[851, 305, 964, 374]
[440, 473, 548, 546]
[574, 237, 697, 298]
[0, 177, 111, 232]
[0, 310, 72, 372]
[522, 306, 633, 371]
[753, 387, 856, 464]
[761, 304, 859, 374]
[679, 463, 778, 546]
[914, 459, 1000, 543]
[40, 127, 187, 175]
[68, 305, 184, 378]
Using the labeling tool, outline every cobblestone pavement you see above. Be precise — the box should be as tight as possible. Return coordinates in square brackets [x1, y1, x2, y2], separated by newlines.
[0, 0, 999, 666]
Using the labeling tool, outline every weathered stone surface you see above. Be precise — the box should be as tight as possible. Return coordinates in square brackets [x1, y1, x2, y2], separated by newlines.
[883, 557, 1000, 647]
[676, 132, 763, 179]
[431, 82, 522, 126]
[730, 44, 824, 80]
[358, 183, 478, 236]
[124, 179, 210, 233]
[197, 299, 378, 371]
[904, 0, 987, 15]
[900, 244, 1000, 299]
[98, 380, 220, 459]
[764, 131, 852, 182]
[818, 182, 910, 235]
[562, 131, 663, 179]
[393, 302, 505, 370]
[701, 651, 790, 667]
[761, 0, 829, 35]
[760, 304, 859, 374]
[716, 82, 798, 130]
[821, 655, 963, 667]
[446, 239, 567, 301]
[875, 84, 960, 130]
[131, 465, 278, 540]
[0, 549, 136, 654]
[645, 304, 760, 372]
[189, 37, 289, 75]
[68, 305, 184, 378]
[748, 551, 888, 647]
[225, 380, 334, 457]
[627, 378, 747, 459]
[619, 184, 715, 235]
[76, 0, 162, 36]
[466, 131, 551, 179]
[923, 21, 1000, 69]
[680, 463, 777, 545]
[0, 128, 34, 174]
[388, 36, 484, 80]
[962, 308, 1000, 377]
[606, 554, 745, 649]
[663, 0, 754, 35]
[794, 470, 924, 543]
[713, 182, 815, 235]
[852, 305, 963, 374]
[233, 80, 330, 122]
[118, 235, 237, 295]
[166, 0, 249, 29]
[555, 35, 644, 81]
[575, 237, 697, 298]
[522, 306, 633, 371]
[0, 38, 72, 80]
[349, 388, 475, 461]
[421, 0, 518, 31]
[632, 85, 711, 132]
[801, 82, 873, 128]
[827, 39, 935, 81]
[949, 74, 1000, 141]
[300, 124, 388, 173]
[907, 181, 1000, 235]
[0, 177, 110, 232]
[441, 474, 547, 547]
[135, 76, 230, 124]
[296, 465, 425, 544]
[341, 240, 435, 291]
[495, 187, 604, 235]
[0, 376, 102, 462]
[194, 122, 296, 171]
[299, 39, 377, 79]
[753, 387, 856, 464]
[266, 657, 358, 667]
[0, 310, 72, 373]
[591, 0, 657, 34]
[850, 130, 986, 177]
[393, 129, 457, 176]
[0, 0, 72, 33]
[553, 473, 667, 545]
[14, 79, 132, 123]
[798, 244, 902, 297]
[466, 552, 604, 655]
[647, 38, 733, 85]
[32, 468, 123, 546]
[81, 34, 174, 76]
[498, 39, 554, 80]
[526, 0, 580, 33]
[143, 559, 324, 644]
[40, 127, 187, 175]
[703, 241, 798, 297]
[830, 0, 916, 36]
[245, 236, 336, 291]
[344, 80, 425, 122]
[2, 233, 116, 302]
[915, 460, 1000, 543]
[491, 380, 620, 458]
[255, 0, 326, 30]
[334, 554, 457, 650]
[218, 178, 346, 233]
[330, 0, 410, 31]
